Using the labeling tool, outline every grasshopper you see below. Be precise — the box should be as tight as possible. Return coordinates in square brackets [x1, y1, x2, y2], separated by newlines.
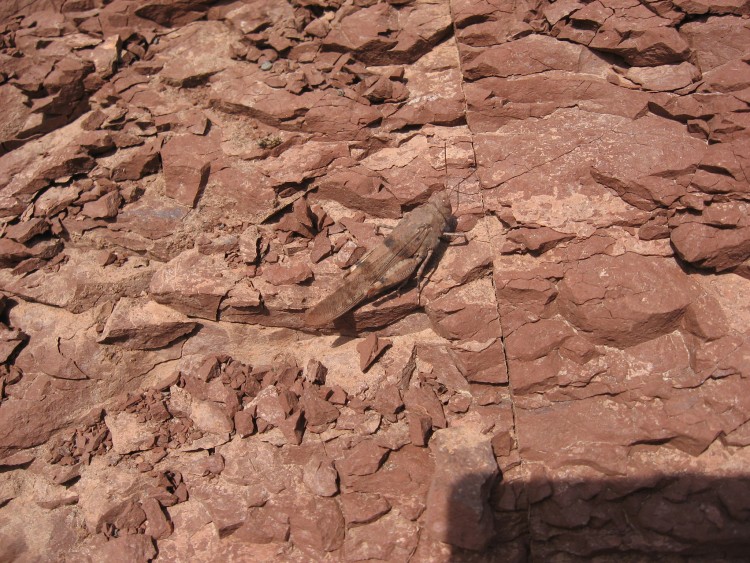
[305, 191, 455, 327]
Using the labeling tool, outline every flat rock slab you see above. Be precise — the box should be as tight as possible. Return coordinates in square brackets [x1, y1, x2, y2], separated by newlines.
[558, 252, 695, 348]
[99, 297, 197, 350]
[149, 250, 242, 320]
[105, 411, 159, 455]
[424, 425, 499, 551]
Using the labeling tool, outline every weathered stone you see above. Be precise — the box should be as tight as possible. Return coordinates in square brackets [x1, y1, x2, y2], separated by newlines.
[673, 0, 750, 16]
[288, 495, 345, 552]
[316, 168, 402, 219]
[507, 227, 576, 254]
[160, 134, 213, 208]
[681, 16, 750, 71]
[112, 193, 189, 243]
[105, 411, 159, 455]
[466, 75, 652, 134]
[77, 130, 116, 155]
[149, 250, 241, 320]
[336, 440, 389, 479]
[425, 294, 499, 342]
[463, 34, 590, 81]
[625, 62, 701, 91]
[190, 397, 233, 437]
[0, 325, 25, 363]
[80, 190, 123, 219]
[110, 141, 161, 182]
[452, 338, 509, 384]
[340, 492, 391, 526]
[187, 478, 256, 536]
[234, 409, 255, 437]
[403, 386, 446, 430]
[262, 261, 313, 285]
[407, 411, 432, 447]
[33, 184, 81, 218]
[309, 229, 332, 263]
[142, 497, 173, 540]
[97, 534, 156, 563]
[303, 453, 339, 497]
[99, 297, 197, 350]
[343, 513, 419, 561]
[671, 222, 750, 272]
[301, 388, 339, 429]
[238, 226, 260, 264]
[156, 20, 232, 84]
[5, 218, 49, 243]
[424, 425, 499, 551]
[505, 319, 577, 361]
[0, 249, 154, 314]
[219, 437, 290, 493]
[261, 141, 348, 187]
[232, 506, 290, 544]
[254, 386, 287, 427]
[322, 2, 452, 65]
[356, 333, 392, 371]
[590, 26, 691, 67]
[558, 253, 695, 347]
[0, 239, 32, 267]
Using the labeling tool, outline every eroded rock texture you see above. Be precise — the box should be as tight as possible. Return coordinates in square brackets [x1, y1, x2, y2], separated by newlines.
[0, 0, 749, 561]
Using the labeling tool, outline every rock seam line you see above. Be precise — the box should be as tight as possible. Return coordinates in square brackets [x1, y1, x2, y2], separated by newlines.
[445, 0, 531, 555]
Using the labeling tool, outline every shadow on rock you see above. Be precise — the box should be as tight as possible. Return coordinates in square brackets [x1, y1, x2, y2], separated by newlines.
[432, 465, 750, 561]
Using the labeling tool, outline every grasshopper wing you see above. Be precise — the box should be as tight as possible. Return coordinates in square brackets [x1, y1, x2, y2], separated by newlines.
[305, 224, 432, 327]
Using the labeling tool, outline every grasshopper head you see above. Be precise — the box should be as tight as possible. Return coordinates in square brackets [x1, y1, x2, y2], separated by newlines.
[428, 191, 452, 221]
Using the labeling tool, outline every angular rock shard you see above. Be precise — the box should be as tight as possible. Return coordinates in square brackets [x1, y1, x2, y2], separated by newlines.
[99, 297, 197, 350]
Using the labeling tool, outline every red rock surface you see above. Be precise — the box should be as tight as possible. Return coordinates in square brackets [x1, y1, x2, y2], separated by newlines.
[1, 0, 749, 561]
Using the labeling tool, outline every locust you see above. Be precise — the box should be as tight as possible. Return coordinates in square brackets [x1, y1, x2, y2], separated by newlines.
[305, 191, 454, 327]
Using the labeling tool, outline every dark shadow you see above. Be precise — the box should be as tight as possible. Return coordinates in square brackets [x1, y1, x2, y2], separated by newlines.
[330, 333, 355, 348]
[442, 469, 750, 561]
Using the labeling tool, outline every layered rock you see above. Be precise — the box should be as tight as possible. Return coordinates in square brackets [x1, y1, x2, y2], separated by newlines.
[0, 0, 748, 561]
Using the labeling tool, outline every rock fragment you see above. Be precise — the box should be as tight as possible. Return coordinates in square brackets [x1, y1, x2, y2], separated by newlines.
[357, 333, 392, 371]
[81, 190, 123, 219]
[301, 388, 339, 430]
[110, 141, 161, 182]
[289, 496, 345, 552]
[141, 497, 173, 540]
[232, 507, 290, 544]
[336, 440, 388, 479]
[5, 218, 49, 243]
[97, 534, 156, 563]
[340, 492, 391, 526]
[343, 513, 419, 561]
[99, 297, 197, 350]
[161, 134, 213, 208]
[303, 453, 339, 497]
[149, 250, 240, 320]
[105, 411, 158, 455]
[262, 261, 313, 285]
[671, 222, 750, 272]
[424, 426, 499, 551]
[557, 253, 695, 347]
